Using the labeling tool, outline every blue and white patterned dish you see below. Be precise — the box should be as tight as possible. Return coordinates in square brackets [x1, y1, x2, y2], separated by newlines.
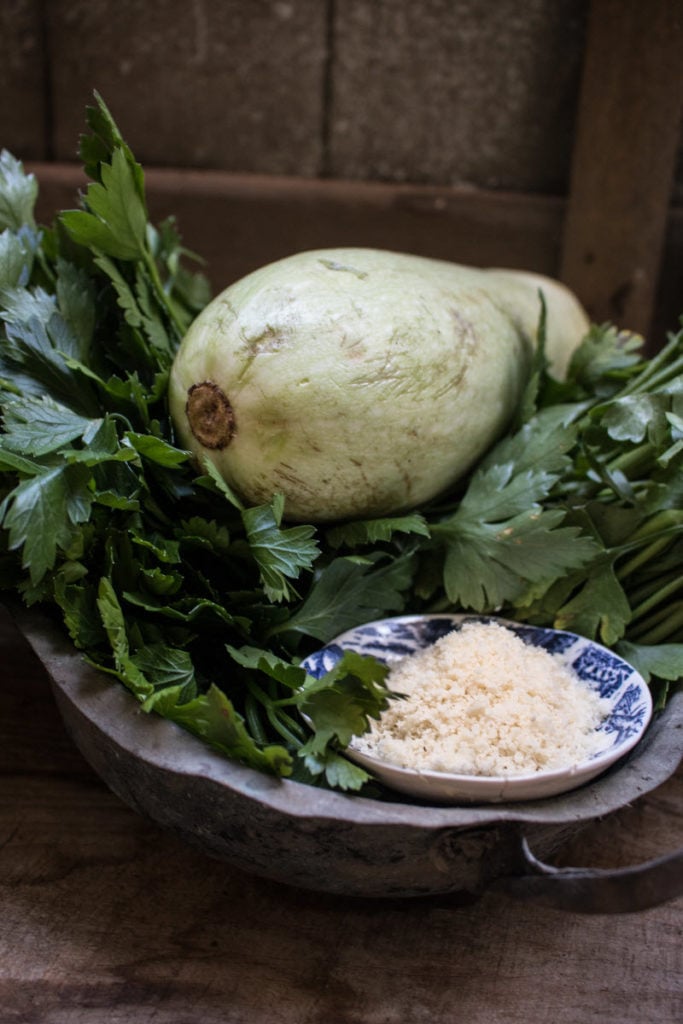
[301, 614, 653, 803]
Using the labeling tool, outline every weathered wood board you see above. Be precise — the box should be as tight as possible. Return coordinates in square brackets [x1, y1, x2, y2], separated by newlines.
[28, 160, 567, 292]
[0, 0, 681, 338]
[0, 606, 681, 1022]
[0, 0, 46, 158]
[560, 0, 683, 334]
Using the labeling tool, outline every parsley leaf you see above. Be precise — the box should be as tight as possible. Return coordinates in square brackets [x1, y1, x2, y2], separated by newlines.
[55, 258, 96, 358]
[95, 576, 154, 698]
[131, 643, 197, 695]
[326, 512, 429, 549]
[0, 307, 100, 415]
[431, 412, 598, 610]
[565, 323, 643, 392]
[79, 91, 145, 194]
[615, 640, 683, 687]
[0, 393, 101, 456]
[242, 496, 319, 603]
[0, 227, 36, 291]
[3, 464, 93, 584]
[123, 431, 190, 467]
[0, 151, 37, 232]
[227, 644, 308, 691]
[297, 650, 391, 790]
[274, 552, 414, 642]
[144, 682, 292, 775]
[61, 147, 147, 263]
[553, 558, 632, 646]
[298, 749, 371, 791]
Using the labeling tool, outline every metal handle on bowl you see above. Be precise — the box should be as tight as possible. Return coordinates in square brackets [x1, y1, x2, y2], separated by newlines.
[495, 836, 683, 914]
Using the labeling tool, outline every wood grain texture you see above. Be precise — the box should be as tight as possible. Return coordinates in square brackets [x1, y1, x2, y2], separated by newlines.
[28, 160, 567, 289]
[27, 160, 683, 344]
[45, 0, 328, 175]
[654, 207, 683, 344]
[0, 606, 681, 1023]
[674, 139, 683, 205]
[560, 0, 683, 335]
[327, 0, 588, 190]
[0, 0, 46, 159]
[3, 0, 681, 343]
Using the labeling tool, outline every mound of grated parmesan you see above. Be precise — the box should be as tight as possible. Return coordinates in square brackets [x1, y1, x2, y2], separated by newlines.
[354, 621, 611, 777]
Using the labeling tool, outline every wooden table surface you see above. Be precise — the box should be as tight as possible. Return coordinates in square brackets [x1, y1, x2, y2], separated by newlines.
[1, 604, 681, 1024]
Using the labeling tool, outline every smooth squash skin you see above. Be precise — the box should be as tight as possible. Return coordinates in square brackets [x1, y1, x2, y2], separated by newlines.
[168, 248, 588, 522]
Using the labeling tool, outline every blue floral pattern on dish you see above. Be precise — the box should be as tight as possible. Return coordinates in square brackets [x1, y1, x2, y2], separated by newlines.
[570, 646, 633, 698]
[302, 643, 345, 679]
[509, 625, 579, 657]
[313, 617, 461, 666]
[600, 683, 651, 745]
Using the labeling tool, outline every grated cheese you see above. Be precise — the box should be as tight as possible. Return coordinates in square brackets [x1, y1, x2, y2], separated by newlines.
[354, 621, 611, 776]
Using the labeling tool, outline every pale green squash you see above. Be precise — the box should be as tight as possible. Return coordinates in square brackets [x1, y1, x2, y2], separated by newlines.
[168, 248, 588, 522]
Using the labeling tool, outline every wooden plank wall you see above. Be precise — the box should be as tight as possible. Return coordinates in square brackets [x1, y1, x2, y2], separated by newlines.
[1, 0, 682, 344]
[560, 1, 683, 338]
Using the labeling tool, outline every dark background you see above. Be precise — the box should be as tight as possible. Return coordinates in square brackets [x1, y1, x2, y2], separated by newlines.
[1, 0, 682, 345]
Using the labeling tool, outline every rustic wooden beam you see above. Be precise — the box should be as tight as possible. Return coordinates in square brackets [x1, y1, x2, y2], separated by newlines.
[28, 161, 567, 291]
[24, 160, 683, 344]
[560, 0, 683, 336]
[654, 207, 683, 341]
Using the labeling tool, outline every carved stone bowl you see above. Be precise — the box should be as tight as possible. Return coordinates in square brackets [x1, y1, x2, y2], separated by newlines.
[17, 608, 683, 912]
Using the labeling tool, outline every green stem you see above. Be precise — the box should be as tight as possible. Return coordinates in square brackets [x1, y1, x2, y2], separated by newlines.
[628, 569, 682, 607]
[627, 352, 683, 396]
[612, 522, 683, 575]
[243, 675, 277, 713]
[245, 676, 305, 746]
[630, 509, 683, 541]
[617, 535, 676, 581]
[629, 600, 683, 644]
[270, 695, 302, 708]
[244, 690, 269, 745]
[612, 510, 683, 579]
[144, 250, 186, 341]
[265, 705, 305, 747]
[617, 335, 683, 396]
[36, 248, 57, 287]
[605, 442, 654, 479]
[627, 604, 671, 640]
[629, 575, 683, 624]
[110, 411, 136, 433]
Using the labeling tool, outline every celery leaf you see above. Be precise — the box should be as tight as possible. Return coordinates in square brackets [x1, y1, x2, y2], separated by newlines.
[276, 553, 414, 642]
[242, 498, 319, 603]
[3, 464, 93, 584]
[432, 413, 598, 610]
[326, 512, 429, 549]
[0, 150, 37, 232]
[145, 682, 292, 775]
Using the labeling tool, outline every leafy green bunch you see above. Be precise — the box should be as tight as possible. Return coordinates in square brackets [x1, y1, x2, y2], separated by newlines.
[425, 324, 683, 705]
[0, 95, 681, 794]
[0, 96, 410, 791]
